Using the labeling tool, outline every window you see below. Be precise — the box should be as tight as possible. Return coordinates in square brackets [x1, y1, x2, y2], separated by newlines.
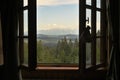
[19, 0, 107, 71]
[84, 0, 107, 69]
[18, 0, 36, 69]
[37, 0, 79, 66]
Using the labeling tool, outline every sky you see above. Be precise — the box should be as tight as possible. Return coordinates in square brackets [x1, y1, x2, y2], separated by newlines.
[24, 0, 79, 35]
[24, 0, 100, 35]
[36, 0, 79, 35]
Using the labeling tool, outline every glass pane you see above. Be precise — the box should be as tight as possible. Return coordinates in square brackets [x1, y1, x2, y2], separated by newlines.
[96, 0, 101, 8]
[24, 39, 28, 64]
[37, 0, 79, 64]
[86, 43, 91, 68]
[24, 0, 28, 6]
[86, 9, 92, 68]
[96, 38, 100, 64]
[86, 0, 91, 5]
[0, 15, 3, 65]
[24, 10, 28, 36]
[86, 9, 91, 32]
[96, 11, 101, 35]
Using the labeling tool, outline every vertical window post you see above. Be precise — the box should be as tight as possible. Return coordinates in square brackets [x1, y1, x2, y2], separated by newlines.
[79, 0, 86, 71]
[19, 0, 24, 64]
[28, 0, 37, 69]
[91, 0, 96, 66]
[100, 0, 107, 65]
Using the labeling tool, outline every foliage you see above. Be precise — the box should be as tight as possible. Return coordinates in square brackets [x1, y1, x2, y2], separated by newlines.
[37, 36, 79, 64]
[23, 33, 100, 64]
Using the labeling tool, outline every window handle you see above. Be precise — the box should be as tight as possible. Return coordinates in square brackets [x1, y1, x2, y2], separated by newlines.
[85, 25, 91, 42]
[86, 17, 89, 24]
[80, 25, 91, 43]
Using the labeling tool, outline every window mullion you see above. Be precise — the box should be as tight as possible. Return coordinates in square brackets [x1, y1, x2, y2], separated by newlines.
[100, 0, 107, 65]
[86, 5, 102, 11]
[91, 0, 96, 66]
[79, 0, 86, 71]
[19, 0, 24, 64]
[28, 0, 37, 70]
[23, 6, 28, 10]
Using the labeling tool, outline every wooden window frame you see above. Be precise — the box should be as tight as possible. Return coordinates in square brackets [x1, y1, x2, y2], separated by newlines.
[18, 0, 37, 70]
[18, 0, 108, 72]
[85, 0, 107, 67]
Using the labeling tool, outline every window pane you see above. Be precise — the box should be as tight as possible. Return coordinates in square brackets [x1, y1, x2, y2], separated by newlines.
[96, 38, 100, 64]
[96, 0, 101, 8]
[86, 9, 92, 68]
[37, 0, 79, 64]
[96, 11, 101, 64]
[0, 15, 3, 65]
[86, 0, 91, 5]
[96, 11, 101, 35]
[24, 39, 28, 65]
[23, 0, 28, 6]
[86, 43, 91, 68]
[24, 10, 28, 36]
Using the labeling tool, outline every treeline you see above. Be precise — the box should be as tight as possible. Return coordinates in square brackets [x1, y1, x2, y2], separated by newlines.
[37, 37, 79, 64]
[24, 33, 100, 64]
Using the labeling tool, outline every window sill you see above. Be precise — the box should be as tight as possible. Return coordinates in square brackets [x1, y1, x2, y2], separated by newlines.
[36, 66, 79, 70]
[20, 64, 79, 71]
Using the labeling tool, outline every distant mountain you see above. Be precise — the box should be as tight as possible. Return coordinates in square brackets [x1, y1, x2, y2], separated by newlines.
[37, 34, 59, 39]
[37, 34, 79, 47]
[37, 34, 79, 39]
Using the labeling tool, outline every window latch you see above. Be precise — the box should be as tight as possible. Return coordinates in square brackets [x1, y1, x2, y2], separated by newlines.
[80, 25, 91, 43]
[86, 17, 89, 24]
[85, 25, 91, 42]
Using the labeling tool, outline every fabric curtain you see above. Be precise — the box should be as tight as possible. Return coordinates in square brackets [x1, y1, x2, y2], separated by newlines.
[106, 0, 120, 80]
[0, 0, 22, 80]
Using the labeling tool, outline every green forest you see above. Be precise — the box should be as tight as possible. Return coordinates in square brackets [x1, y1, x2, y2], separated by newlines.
[37, 37, 79, 64]
[23, 37, 79, 64]
[23, 35, 100, 65]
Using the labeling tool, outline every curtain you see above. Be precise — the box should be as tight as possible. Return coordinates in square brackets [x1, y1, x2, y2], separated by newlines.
[0, 0, 22, 80]
[106, 0, 120, 80]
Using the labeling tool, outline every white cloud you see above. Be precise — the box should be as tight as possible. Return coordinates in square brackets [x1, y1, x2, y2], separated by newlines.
[37, 24, 78, 30]
[37, 0, 79, 6]
[37, 24, 79, 35]
[37, 28, 79, 35]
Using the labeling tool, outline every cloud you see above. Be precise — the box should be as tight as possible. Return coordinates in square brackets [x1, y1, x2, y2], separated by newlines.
[37, 28, 79, 35]
[37, 24, 79, 30]
[37, 24, 79, 35]
[37, 0, 79, 6]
